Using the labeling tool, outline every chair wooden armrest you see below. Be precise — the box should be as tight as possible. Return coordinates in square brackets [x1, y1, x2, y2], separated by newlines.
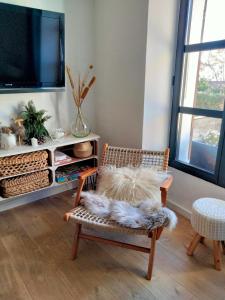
[79, 167, 98, 180]
[64, 210, 73, 222]
[160, 175, 173, 192]
[74, 167, 98, 207]
[160, 175, 173, 206]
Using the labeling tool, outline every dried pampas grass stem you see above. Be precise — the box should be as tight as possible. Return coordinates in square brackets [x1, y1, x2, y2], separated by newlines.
[66, 65, 96, 108]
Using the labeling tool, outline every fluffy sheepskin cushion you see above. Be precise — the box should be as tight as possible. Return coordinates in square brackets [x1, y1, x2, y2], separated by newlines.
[80, 191, 177, 230]
[96, 166, 168, 206]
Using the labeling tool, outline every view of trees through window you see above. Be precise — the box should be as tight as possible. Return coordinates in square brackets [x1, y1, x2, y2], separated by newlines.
[197, 49, 225, 111]
[175, 0, 225, 173]
[170, 0, 225, 184]
[195, 49, 225, 146]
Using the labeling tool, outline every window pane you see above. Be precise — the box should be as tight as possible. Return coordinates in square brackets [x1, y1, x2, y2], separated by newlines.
[180, 49, 225, 110]
[176, 114, 221, 172]
[187, 0, 225, 44]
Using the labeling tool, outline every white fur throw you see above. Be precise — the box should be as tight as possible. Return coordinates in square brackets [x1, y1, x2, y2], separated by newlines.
[97, 166, 168, 206]
[80, 192, 177, 231]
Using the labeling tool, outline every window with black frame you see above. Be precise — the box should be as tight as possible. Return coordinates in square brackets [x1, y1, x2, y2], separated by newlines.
[170, 0, 225, 187]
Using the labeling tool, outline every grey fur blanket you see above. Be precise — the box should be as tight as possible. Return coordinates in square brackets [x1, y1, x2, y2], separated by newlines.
[80, 192, 177, 231]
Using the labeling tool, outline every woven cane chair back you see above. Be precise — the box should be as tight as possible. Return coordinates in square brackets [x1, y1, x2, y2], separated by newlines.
[101, 145, 169, 171]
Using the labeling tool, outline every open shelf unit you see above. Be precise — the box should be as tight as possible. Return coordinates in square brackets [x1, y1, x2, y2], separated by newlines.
[0, 133, 100, 201]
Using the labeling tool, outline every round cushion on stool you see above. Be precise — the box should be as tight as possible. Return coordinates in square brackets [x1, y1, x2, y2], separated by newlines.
[191, 198, 225, 240]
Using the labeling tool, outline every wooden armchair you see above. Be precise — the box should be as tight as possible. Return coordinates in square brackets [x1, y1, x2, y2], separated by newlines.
[64, 144, 173, 280]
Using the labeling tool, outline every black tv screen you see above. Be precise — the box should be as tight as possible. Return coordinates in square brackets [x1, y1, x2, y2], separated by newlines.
[0, 3, 65, 92]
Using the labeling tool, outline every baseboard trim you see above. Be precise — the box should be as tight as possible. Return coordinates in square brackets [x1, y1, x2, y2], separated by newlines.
[167, 198, 191, 219]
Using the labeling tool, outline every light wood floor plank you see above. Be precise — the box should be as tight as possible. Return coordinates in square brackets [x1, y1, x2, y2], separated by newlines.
[0, 191, 224, 300]
[13, 198, 156, 299]
[0, 238, 32, 300]
[1, 209, 76, 300]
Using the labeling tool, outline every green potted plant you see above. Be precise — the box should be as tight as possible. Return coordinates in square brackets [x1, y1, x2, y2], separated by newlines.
[21, 100, 51, 144]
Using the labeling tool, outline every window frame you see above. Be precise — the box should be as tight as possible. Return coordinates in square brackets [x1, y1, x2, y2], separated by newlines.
[169, 0, 225, 187]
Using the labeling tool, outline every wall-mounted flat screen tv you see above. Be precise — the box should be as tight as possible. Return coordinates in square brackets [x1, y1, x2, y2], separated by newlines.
[0, 3, 65, 92]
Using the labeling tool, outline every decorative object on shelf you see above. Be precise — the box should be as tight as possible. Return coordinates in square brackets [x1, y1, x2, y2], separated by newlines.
[31, 137, 38, 147]
[1, 126, 12, 135]
[0, 127, 17, 150]
[66, 65, 96, 138]
[72, 107, 90, 138]
[52, 128, 65, 140]
[21, 100, 51, 145]
[13, 118, 26, 146]
[73, 141, 93, 158]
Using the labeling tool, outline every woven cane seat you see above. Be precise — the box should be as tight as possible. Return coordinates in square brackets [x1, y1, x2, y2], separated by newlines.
[69, 206, 149, 235]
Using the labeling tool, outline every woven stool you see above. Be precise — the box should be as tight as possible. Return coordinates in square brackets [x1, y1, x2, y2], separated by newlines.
[187, 198, 225, 270]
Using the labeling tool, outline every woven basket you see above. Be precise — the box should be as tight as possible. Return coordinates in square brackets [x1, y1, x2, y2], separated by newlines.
[0, 170, 50, 198]
[0, 150, 48, 177]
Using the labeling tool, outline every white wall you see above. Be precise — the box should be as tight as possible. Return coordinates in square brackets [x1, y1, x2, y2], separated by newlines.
[0, 0, 64, 11]
[142, 0, 180, 151]
[0, 0, 96, 210]
[2, 0, 224, 215]
[94, 0, 148, 148]
[141, 0, 225, 216]
[93, 0, 179, 150]
[65, 0, 96, 132]
[0, 0, 96, 135]
[169, 168, 225, 217]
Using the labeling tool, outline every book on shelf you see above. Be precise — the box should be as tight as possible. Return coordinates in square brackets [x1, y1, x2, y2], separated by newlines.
[55, 165, 91, 183]
[54, 150, 72, 165]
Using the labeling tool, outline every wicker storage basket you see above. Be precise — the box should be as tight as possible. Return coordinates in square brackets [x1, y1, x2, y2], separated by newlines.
[0, 151, 48, 177]
[0, 170, 50, 198]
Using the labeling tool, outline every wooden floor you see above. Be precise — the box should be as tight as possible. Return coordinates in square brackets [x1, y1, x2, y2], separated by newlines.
[0, 191, 224, 300]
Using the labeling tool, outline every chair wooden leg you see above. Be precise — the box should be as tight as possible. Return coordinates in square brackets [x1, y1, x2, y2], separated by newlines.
[221, 241, 225, 255]
[187, 233, 202, 256]
[147, 229, 157, 280]
[71, 223, 82, 260]
[200, 236, 205, 244]
[213, 241, 222, 271]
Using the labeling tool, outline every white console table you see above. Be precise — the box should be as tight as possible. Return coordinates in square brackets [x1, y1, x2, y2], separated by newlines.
[0, 133, 100, 210]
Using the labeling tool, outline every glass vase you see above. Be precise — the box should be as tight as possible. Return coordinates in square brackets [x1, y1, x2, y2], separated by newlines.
[71, 106, 90, 138]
